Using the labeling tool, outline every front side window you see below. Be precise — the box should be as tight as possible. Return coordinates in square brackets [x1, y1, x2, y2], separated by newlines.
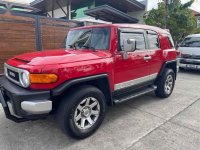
[180, 37, 200, 47]
[119, 32, 146, 51]
[147, 30, 160, 49]
[66, 27, 110, 50]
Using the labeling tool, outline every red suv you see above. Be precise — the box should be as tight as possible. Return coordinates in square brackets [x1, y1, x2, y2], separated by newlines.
[0, 24, 177, 139]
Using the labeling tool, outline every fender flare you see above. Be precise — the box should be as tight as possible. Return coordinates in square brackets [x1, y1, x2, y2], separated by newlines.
[51, 74, 112, 97]
[158, 60, 177, 79]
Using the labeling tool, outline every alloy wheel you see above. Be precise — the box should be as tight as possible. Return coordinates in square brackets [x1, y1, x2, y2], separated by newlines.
[164, 74, 174, 94]
[74, 97, 100, 130]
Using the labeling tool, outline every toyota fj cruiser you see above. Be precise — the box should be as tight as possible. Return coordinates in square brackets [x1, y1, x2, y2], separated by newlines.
[0, 24, 178, 139]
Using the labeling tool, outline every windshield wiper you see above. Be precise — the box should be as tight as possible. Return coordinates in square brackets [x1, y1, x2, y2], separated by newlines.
[68, 44, 77, 50]
[82, 46, 96, 52]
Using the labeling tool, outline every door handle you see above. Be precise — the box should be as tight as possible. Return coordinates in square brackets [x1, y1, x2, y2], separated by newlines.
[144, 56, 152, 61]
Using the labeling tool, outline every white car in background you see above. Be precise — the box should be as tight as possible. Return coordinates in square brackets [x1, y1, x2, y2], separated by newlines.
[178, 34, 200, 70]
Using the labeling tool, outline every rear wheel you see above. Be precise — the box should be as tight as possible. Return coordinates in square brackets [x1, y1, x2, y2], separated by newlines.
[155, 68, 175, 98]
[56, 85, 106, 139]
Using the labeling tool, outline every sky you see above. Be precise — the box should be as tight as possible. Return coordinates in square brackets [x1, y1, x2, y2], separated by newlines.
[182, 0, 200, 12]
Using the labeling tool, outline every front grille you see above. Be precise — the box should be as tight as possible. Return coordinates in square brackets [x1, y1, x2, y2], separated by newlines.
[7, 69, 20, 82]
[4, 63, 22, 87]
[182, 54, 200, 59]
[180, 59, 200, 65]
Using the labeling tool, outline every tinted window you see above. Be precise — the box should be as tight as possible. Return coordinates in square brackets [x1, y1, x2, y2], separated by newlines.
[180, 37, 200, 47]
[147, 30, 160, 49]
[120, 32, 146, 50]
[66, 27, 110, 50]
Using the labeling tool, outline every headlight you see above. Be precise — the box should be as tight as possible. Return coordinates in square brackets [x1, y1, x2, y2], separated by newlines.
[20, 71, 30, 88]
[4, 65, 8, 76]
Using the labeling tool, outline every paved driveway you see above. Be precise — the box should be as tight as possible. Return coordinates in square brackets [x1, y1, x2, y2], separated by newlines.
[0, 71, 200, 150]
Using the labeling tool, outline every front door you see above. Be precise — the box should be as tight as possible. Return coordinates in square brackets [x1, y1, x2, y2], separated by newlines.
[114, 28, 151, 92]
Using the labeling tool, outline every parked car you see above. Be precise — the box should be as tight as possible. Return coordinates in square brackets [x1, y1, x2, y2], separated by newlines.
[0, 24, 178, 139]
[178, 34, 200, 70]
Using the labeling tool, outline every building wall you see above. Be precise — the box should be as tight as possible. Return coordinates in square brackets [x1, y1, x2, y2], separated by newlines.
[128, 10, 146, 24]
[197, 16, 200, 27]
[71, 0, 94, 19]
[37, 0, 164, 24]
[128, 0, 161, 24]
[48, 7, 68, 18]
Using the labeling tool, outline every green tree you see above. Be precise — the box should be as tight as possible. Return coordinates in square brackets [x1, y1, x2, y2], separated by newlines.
[144, 0, 197, 45]
[192, 27, 200, 34]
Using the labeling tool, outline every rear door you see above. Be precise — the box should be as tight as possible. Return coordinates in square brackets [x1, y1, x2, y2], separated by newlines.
[114, 28, 151, 91]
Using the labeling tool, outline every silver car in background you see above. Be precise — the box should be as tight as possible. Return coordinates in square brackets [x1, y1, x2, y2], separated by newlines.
[178, 34, 200, 70]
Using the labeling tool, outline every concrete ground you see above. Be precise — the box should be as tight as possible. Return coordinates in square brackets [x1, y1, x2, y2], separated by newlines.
[0, 70, 200, 150]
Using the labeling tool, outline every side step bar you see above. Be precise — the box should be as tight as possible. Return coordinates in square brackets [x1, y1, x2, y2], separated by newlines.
[114, 85, 157, 104]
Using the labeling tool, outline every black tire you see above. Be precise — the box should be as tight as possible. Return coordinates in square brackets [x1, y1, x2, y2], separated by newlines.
[56, 85, 106, 139]
[155, 68, 175, 98]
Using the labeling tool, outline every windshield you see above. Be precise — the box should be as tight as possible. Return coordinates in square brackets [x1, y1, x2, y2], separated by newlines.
[66, 27, 110, 50]
[180, 37, 200, 47]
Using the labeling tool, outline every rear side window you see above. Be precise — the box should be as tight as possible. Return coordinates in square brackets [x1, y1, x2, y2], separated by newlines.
[120, 32, 146, 50]
[147, 30, 160, 49]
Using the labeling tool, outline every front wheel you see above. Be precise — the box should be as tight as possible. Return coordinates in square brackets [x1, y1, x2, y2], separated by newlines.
[155, 68, 175, 98]
[56, 85, 106, 139]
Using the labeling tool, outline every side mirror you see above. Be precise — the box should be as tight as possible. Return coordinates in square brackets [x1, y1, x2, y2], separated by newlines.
[122, 39, 136, 52]
[121, 39, 136, 60]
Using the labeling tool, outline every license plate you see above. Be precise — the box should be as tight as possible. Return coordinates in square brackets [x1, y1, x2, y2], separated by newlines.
[187, 64, 197, 69]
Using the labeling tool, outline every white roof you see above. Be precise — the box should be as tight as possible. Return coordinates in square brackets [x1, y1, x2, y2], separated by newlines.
[186, 34, 200, 38]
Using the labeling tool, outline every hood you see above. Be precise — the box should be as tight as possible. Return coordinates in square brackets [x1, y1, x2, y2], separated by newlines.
[178, 47, 200, 55]
[11, 49, 112, 66]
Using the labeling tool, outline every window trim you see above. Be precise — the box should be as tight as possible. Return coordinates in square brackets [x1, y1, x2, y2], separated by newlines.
[118, 28, 148, 51]
[146, 30, 161, 50]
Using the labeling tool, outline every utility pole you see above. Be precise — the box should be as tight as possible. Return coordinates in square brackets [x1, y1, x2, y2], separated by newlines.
[164, 0, 170, 29]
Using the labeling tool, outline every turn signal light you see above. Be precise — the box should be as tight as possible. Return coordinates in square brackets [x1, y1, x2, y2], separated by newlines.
[30, 74, 58, 84]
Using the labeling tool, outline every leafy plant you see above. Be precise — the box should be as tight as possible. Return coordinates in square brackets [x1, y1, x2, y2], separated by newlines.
[144, 0, 197, 45]
[192, 27, 200, 34]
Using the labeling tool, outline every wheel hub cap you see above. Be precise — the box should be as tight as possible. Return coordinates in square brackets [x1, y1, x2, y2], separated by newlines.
[82, 107, 91, 118]
[74, 97, 100, 130]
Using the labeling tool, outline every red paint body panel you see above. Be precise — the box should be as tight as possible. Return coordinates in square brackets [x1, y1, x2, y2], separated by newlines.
[5, 24, 177, 91]
[114, 50, 150, 84]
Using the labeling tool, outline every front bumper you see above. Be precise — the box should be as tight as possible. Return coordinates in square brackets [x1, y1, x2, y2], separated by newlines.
[0, 76, 52, 122]
[178, 58, 200, 70]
